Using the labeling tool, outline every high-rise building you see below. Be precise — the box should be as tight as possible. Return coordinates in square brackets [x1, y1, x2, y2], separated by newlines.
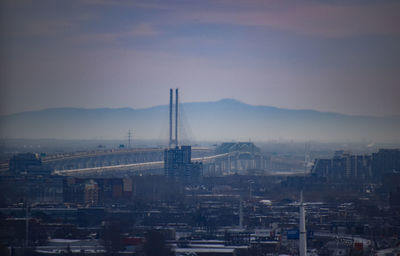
[9, 153, 42, 174]
[84, 180, 99, 206]
[311, 152, 372, 181]
[372, 149, 400, 179]
[164, 145, 202, 183]
[312, 149, 400, 182]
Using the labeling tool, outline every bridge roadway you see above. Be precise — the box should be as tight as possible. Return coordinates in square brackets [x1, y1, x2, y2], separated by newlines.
[42, 148, 166, 163]
[43, 147, 213, 171]
[0, 148, 169, 172]
[54, 153, 234, 177]
[0, 147, 215, 173]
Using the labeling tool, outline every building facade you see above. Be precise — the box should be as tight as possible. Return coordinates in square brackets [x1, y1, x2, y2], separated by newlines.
[164, 146, 202, 183]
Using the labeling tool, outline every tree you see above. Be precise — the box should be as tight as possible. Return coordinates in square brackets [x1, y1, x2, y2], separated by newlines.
[143, 230, 173, 256]
[102, 221, 123, 255]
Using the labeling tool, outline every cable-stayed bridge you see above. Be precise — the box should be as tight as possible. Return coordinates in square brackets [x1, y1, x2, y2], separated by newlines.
[48, 88, 269, 178]
[2, 89, 269, 177]
[51, 147, 269, 178]
[54, 152, 246, 177]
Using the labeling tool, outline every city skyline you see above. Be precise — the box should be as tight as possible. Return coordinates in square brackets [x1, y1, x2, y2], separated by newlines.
[1, 0, 400, 116]
[1, 2, 400, 254]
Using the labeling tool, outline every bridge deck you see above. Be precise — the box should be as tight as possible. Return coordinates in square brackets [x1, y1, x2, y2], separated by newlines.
[54, 153, 232, 176]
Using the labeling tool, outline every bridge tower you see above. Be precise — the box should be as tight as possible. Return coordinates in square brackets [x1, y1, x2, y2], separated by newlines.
[169, 88, 179, 148]
[165, 89, 202, 183]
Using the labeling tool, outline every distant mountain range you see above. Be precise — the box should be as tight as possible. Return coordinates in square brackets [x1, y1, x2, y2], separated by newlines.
[1, 99, 399, 143]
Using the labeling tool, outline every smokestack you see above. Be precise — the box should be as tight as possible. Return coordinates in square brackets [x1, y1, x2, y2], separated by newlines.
[175, 88, 178, 147]
[169, 88, 173, 147]
[239, 199, 243, 229]
[299, 191, 307, 256]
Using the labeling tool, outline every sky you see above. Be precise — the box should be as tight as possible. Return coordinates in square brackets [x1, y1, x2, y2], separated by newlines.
[1, 0, 400, 117]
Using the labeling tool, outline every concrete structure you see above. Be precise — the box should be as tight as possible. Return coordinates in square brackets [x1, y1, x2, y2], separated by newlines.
[53, 151, 269, 178]
[299, 191, 307, 256]
[164, 89, 202, 183]
[164, 145, 202, 183]
[44, 148, 165, 171]
[84, 180, 99, 206]
[9, 153, 43, 175]
[168, 88, 179, 148]
[312, 149, 400, 181]
[372, 149, 400, 179]
[312, 152, 372, 181]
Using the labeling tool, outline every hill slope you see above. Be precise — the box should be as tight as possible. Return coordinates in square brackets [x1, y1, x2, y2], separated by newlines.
[1, 99, 399, 142]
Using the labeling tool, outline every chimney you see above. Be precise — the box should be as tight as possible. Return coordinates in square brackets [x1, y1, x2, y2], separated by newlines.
[299, 191, 307, 256]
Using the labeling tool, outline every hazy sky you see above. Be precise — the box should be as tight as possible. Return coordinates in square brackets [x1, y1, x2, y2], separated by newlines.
[1, 0, 399, 116]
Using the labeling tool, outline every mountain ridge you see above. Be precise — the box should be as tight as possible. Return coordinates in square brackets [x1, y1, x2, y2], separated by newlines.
[2, 98, 392, 119]
[1, 99, 399, 142]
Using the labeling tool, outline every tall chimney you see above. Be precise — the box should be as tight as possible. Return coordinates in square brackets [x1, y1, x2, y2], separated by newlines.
[169, 88, 173, 147]
[239, 199, 243, 229]
[299, 191, 307, 256]
[175, 88, 178, 147]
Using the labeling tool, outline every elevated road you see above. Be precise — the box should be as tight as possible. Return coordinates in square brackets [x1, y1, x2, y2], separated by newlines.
[42, 148, 164, 163]
[54, 153, 233, 177]
[4, 145, 269, 177]
[43, 147, 212, 163]
[1, 147, 214, 172]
